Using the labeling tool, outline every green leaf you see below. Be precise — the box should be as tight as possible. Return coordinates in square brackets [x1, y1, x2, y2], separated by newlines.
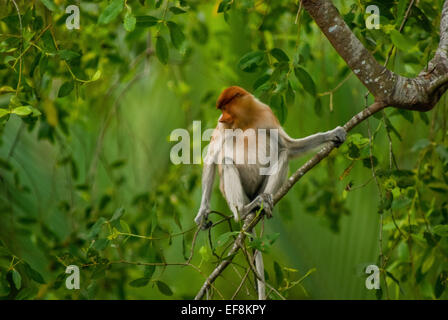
[11, 269, 22, 290]
[285, 82, 295, 105]
[156, 36, 169, 65]
[238, 51, 265, 73]
[270, 48, 289, 62]
[436, 145, 448, 165]
[156, 281, 173, 296]
[248, 233, 280, 253]
[362, 156, 378, 168]
[384, 117, 402, 141]
[98, 0, 124, 25]
[135, 15, 160, 27]
[124, 11, 136, 32]
[216, 231, 239, 247]
[167, 21, 185, 50]
[40, 0, 57, 11]
[391, 197, 412, 210]
[120, 220, 131, 233]
[144, 265, 156, 280]
[0, 109, 10, 118]
[88, 217, 107, 239]
[396, 109, 414, 123]
[129, 278, 149, 287]
[58, 81, 74, 98]
[270, 93, 287, 125]
[421, 253, 435, 274]
[110, 207, 125, 222]
[419, 111, 429, 125]
[58, 50, 80, 61]
[217, 0, 232, 13]
[169, 7, 187, 14]
[427, 182, 448, 193]
[253, 74, 270, 90]
[92, 238, 109, 251]
[385, 271, 402, 292]
[91, 70, 102, 82]
[294, 66, 316, 96]
[390, 29, 416, 52]
[12, 106, 33, 117]
[433, 225, 448, 237]
[411, 139, 431, 152]
[273, 261, 283, 286]
[41, 31, 57, 54]
[0, 86, 15, 95]
[199, 245, 212, 262]
[23, 263, 45, 284]
[32, 107, 42, 117]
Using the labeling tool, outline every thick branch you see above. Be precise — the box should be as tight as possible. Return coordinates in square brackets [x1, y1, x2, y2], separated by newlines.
[301, 0, 396, 99]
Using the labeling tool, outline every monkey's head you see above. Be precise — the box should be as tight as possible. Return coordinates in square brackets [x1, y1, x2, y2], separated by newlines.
[216, 86, 255, 128]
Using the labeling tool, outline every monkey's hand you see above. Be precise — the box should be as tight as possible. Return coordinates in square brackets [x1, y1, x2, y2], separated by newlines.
[194, 207, 212, 229]
[329, 126, 346, 147]
[241, 193, 274, 220]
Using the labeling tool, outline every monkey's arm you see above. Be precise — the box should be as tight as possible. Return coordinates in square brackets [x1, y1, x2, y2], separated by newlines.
[282, 126, 346, 158]
[194, 128, 223, 226]
[194, 161, 216, 226]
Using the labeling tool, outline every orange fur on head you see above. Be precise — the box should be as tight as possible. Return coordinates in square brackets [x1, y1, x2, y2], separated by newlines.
[216, 86, 249, 110]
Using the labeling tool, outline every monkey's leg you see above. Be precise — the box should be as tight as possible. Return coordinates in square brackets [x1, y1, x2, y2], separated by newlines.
[194, 162, 217, 226]
[221, 160, 250, 222]
[242, 150, 289, 219]
[252, 229, 266, 300]
[248, 151, 289, 301]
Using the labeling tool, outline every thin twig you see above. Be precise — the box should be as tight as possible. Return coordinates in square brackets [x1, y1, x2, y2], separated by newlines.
[231, 267, 251, 299]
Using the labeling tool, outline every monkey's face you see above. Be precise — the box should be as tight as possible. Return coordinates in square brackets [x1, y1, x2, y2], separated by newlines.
[216, 86, 254, 128]
[218, 97, 254, 128]
[218, 105, 234, 125]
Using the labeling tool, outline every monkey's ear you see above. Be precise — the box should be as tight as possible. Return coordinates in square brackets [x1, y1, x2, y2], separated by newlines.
[216, 86, 249, 109]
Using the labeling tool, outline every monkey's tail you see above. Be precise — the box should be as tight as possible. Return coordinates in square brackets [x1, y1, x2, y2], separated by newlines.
[251, 230, 266, 300]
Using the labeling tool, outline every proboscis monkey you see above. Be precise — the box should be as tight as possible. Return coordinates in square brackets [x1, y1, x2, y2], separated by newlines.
[195, 86, 346, 300]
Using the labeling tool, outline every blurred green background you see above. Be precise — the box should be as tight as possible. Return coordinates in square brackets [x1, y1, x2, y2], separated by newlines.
[0, 0, 447, 299]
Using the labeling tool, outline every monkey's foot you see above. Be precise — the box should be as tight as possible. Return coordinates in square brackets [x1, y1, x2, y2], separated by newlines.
[330, 126, 346, 147]
[194, 208, 212, 230]
[241, 193, 274, 220]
